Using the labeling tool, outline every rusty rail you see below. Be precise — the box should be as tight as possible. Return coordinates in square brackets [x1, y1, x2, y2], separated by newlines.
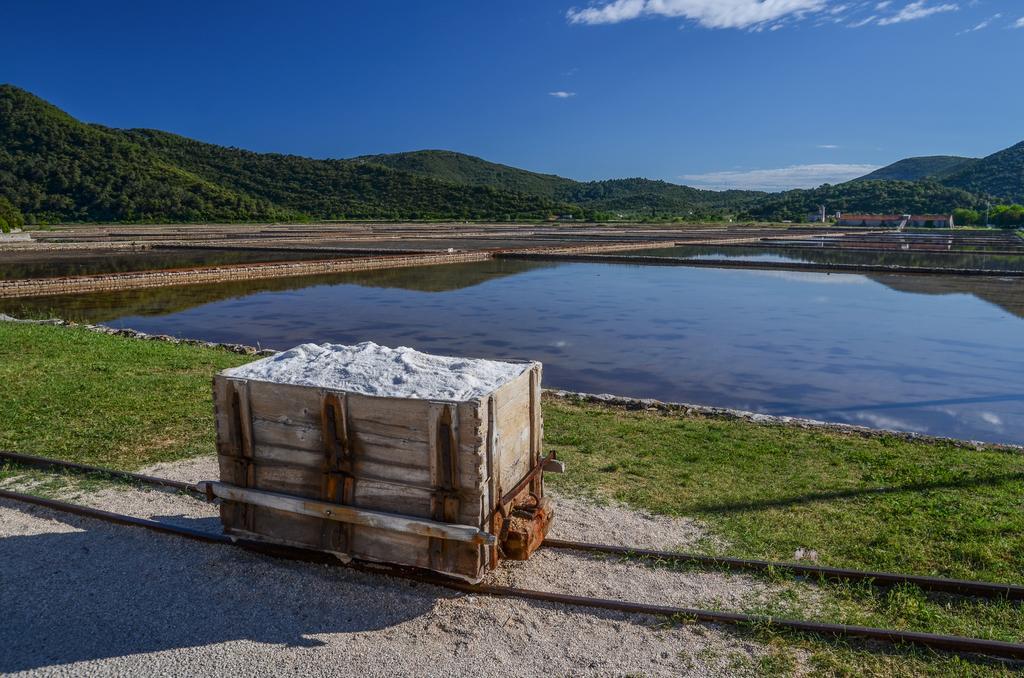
[0, 487, 1022, 661]
[542, 539, 1024, 601]
[0, 450, 202, 496]
[4, 450, 1022, 601]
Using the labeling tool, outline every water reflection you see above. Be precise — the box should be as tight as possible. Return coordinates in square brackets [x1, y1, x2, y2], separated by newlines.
[5, 260, 1023, 444]
[624, 246, 1024, 271]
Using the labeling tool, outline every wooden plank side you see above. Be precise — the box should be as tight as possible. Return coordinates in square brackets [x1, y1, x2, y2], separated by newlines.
[201, 482, 493, 545]
[213, 373, 499, 581]
[253, 463, 323, 497]
[529, 364, 543, 495]
[245, 380, 323, 426]
[244, 379, 435, 437]
[226, 511, 484, 580]
[221, 456, 482, 523]
[250, 418, 435, 471]
[497, 403, 533, 484]
[237, 505, 324, 547]
[213, 376, 250, 532]
[456, 400, 487, 526]
[350, 528, 483, 579]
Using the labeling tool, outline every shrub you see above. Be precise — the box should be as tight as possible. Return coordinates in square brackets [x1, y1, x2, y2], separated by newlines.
[0, 197, 24, 231]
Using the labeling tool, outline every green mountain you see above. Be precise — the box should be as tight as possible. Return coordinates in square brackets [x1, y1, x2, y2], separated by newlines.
[940, 141, 1024, 204]
[856, 156, 975, 182]
[354, 150, 578, 199]
[0, 85, 292, 223]
[854, 142, 1024, 204]
[0, 85, 573, 223]
[356, 149, 765, 217]
[0, 85, 1009, 224]
[741, 180, 986, 222]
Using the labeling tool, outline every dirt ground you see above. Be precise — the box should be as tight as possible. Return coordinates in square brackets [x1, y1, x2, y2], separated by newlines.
[0, 456, 804, 677]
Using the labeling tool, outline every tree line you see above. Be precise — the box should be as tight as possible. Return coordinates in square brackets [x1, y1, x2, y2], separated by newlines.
[953, 205, 1024, 227]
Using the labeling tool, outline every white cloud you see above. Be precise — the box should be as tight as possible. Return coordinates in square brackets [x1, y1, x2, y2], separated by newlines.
[679, 163, 880, 191]
[848, 14, 878, 26]
[817, 144, 840, 149]
[1015, 16, 1024, 28]
[956, 13, 999, 34]
[979, 411, 1003, 427]
[548, 91, 576, 98]
[875, 1, 891, 9]
[566, 0, 828, 30]
[877, 1, 958, 26]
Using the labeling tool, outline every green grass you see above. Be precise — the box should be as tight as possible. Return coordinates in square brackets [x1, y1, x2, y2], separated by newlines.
[542, 400, 1023, 583]
[544, 398, 1023, 675]
[1, 321, 1021, 675]
[0, 322, 250, 468]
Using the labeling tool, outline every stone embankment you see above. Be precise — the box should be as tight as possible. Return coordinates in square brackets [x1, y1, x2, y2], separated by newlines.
[0, 251, 491, 299]
[0, 241, 670, 298]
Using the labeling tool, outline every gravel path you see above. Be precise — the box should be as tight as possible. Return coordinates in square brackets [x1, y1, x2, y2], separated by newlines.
[0, 456, 798, 676]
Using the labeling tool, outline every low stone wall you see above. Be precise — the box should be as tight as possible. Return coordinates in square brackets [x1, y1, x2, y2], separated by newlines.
[0, 241, 155, 253]
[503, 241, 675, 255]
[0, 251, 491, 299]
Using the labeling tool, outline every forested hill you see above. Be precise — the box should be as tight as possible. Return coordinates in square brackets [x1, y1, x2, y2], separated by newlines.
[747, 141, 1024, 221]
[853, 142, 1024, 204]
[356, 150, 765, 217]
[0, 85, 1012, 224]
[0, 86, 572, 223]
[940, 141, 1024, 204]
[856, 156, 975, 182]
[0, 85, 759, 223]
[741, 180, 986, 222]
[354, 150, 579, 199]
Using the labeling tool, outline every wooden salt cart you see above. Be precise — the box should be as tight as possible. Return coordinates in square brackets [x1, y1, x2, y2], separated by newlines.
[203, 360, 556, 581]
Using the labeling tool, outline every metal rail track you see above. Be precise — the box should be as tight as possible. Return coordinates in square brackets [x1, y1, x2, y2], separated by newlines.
[4, 450, 1022, 601]
[0, 486, 1022, 661]
[0, 450, 203, 497]
[542, 540, 1024, 601]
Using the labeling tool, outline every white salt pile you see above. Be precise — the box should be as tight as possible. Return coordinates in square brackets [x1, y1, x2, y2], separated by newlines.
[222, 341, 530, 401]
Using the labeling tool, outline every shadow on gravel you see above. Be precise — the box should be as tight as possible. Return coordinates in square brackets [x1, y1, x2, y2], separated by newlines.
[0, 502, 442, 673]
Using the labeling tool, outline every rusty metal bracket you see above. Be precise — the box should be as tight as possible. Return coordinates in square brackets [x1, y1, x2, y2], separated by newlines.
[499, 451, 555, 509]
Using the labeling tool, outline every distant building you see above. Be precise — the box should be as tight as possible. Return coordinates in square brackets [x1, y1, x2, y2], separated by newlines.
[906, 214, 955, 228]
[835, 213, 954, 228]
[806, 205, 827, 223]
[835, 214, 904, 227]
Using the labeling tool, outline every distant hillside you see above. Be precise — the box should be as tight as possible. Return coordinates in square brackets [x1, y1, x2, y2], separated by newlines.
[123, 130, 570, 222]
[940, 141, 1024, 204]
[854, 141, 1024, 204]
[354, 150, 578, 199]
[0, 85, 573, 223]
[0, 85, 1010, 224]
[741, 180, 986, 222]
[0, 85, 291, 223]
[356, 150, 765, 217]
[857, 156, 975, 182]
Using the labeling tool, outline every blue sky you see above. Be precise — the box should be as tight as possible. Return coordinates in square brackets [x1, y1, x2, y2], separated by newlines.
[5, 0, 1022, 190]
